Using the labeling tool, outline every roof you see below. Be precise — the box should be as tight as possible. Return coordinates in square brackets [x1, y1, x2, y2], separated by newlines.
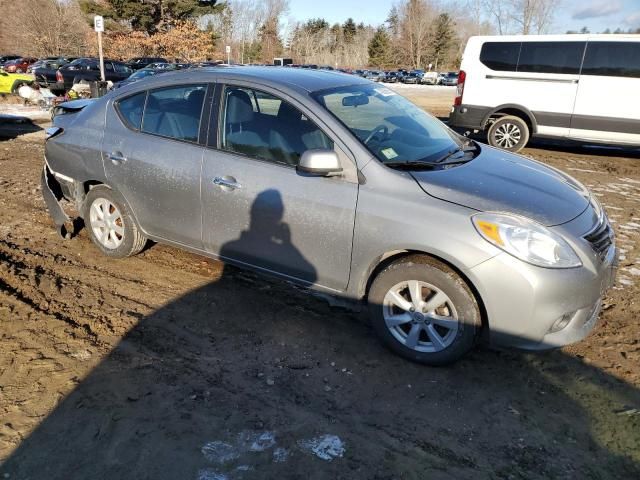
[147, 66, 370, 93]
[469, 34, 640, 42]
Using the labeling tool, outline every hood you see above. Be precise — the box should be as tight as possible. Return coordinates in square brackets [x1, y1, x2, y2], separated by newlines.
[410, 146, 589, 226]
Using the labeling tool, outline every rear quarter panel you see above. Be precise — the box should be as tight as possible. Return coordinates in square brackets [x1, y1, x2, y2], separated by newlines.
[46, 100, 107, 184]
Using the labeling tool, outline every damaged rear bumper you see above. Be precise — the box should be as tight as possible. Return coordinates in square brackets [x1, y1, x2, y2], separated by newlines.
[41, 164, 73, 239]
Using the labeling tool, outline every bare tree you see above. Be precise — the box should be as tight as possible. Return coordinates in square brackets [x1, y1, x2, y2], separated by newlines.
[2, 0, 90, 56]
[396, 0, 436, 69]
[483, 0, 559, 35]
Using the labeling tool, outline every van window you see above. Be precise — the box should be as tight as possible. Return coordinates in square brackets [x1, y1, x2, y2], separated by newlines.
[582, 42, 640, 78]
[517, 42, 585, 75]
[479, 42, 520, 71]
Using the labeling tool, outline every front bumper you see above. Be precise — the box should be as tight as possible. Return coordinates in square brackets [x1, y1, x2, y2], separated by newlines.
[467, 208, 618, 350]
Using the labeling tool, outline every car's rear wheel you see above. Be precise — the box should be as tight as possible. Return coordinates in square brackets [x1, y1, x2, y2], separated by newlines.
[83, 185, 147, 258]
[368, 255, 481, 365]
[487, 115, 529, 152]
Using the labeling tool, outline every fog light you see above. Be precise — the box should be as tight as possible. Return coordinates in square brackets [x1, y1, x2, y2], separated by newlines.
[550, 312, 575, 333]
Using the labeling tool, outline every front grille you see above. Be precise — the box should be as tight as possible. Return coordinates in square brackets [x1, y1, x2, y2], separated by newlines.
[584, 216, 613, 258]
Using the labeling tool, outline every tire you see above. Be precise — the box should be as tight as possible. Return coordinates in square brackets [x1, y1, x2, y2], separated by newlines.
[368, 255, 481, 366]
[82, 185, 147, 258]
[487, 115, 529, 152]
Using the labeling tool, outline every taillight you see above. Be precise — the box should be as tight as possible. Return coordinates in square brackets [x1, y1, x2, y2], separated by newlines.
[454, 70, 466, 106]
[56, 70, 63, 82]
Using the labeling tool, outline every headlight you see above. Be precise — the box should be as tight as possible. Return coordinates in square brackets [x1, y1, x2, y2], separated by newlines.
[472, 213, 581, 268]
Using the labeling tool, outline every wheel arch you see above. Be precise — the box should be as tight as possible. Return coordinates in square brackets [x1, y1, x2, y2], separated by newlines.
[80, 181, 145, 235]
[11, 79, 33, 93]
[481, 104, 537, 134]
[360, 249, 489, 332]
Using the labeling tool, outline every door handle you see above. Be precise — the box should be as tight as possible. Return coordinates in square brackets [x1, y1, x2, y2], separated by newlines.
[213, 176, 242, 190]
[107, 152, 127, 165]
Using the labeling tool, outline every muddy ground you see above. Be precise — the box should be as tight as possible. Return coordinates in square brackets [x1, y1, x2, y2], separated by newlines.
[0, 88, 639, 479]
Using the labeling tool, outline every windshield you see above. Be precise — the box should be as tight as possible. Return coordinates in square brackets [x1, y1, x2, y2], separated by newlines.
[312, 84, 464, 165]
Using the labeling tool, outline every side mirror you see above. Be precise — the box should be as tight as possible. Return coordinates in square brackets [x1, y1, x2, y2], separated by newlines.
[297, 149, 343, 177]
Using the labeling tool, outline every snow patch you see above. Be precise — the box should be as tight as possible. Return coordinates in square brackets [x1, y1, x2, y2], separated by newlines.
[197, 469, 229, 480]
[201, 441, 240, 465]
[298, 434, 345, 461]
[273, 447, 290, 463]
[624, 267, 640, 276]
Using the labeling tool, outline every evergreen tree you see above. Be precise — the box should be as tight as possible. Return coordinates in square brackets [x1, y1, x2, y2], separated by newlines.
[431, 13, 455, 69]
[368, 27, 392, 68]
[343, 18, 357, 43]
[80, 0, 223, 33]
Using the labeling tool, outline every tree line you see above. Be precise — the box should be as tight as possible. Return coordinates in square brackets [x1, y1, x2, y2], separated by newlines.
[0, 0, 637, 70]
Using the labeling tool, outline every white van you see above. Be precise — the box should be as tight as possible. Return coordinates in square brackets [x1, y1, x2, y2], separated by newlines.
[448, 35, 640, 152]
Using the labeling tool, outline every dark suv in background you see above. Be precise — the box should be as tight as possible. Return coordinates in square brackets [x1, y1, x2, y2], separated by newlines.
[126, 57, 168, 71]
[0, 55, 21, 67]
[54, 58, 132, 92]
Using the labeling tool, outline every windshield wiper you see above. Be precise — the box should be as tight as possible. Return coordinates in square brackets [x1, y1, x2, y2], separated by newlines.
[434, 142, 478, 164]
[384, 161, 438, 170]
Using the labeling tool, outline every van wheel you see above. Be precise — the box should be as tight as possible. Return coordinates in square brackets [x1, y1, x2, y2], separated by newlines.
[83, 185, 147, 258]
[368, 255, 481, 366]
[487, 115, 529, 152]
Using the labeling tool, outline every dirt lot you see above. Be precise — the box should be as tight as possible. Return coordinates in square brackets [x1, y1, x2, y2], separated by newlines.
[0, 88, 639, 479]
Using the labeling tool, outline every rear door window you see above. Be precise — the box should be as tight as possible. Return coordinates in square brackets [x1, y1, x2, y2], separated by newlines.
[116, 91, 147, 130]
[141, 84, 207, 142]
[582, 42, 640, 78]
[480, 42, 520, 71]
[517, 42, 585, 74]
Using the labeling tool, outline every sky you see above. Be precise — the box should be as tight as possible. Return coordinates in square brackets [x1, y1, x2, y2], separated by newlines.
[286, 0, 640, 34]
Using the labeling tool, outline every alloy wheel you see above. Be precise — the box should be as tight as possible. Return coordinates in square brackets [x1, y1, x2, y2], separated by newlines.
[382, 280, 459, 353]
[89, 198, 124, 249]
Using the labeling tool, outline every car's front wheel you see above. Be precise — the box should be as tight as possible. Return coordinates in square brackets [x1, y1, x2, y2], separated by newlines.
[368, 255, 481, 365]
[83, 185, 147, 258]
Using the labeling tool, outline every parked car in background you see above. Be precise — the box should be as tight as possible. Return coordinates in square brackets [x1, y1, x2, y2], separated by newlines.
[421, 71, 439, 85]
[449, 34, 640, 152]
[402, 72, 422, 84]
[337, 68, 353, 74]
[440, 72, 459, 86]
[32, 59, 69, 90]
[436, 73, 447, 84]
[113, 68, 165, 88]
[319, 65, 335, 70]
[353, 69, 367, 77]
[43, 67, 617, 366]
[54, 58, 132, 92]
[0, 70, 34, 94]
[126, 57, 168, 71]
[145, 62, 179, 71]
[383, 71, 402, 83]
[364, 70, 385, 82]
[0, 55, 20, 67]
[3, 57, 38, 73]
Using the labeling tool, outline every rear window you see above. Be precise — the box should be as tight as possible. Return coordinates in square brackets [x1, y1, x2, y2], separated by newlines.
[517, 42, 585, 74]
[480, 42, 520, 71]
[582, 42, 640, 78]
[116, 91, 146, 130]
